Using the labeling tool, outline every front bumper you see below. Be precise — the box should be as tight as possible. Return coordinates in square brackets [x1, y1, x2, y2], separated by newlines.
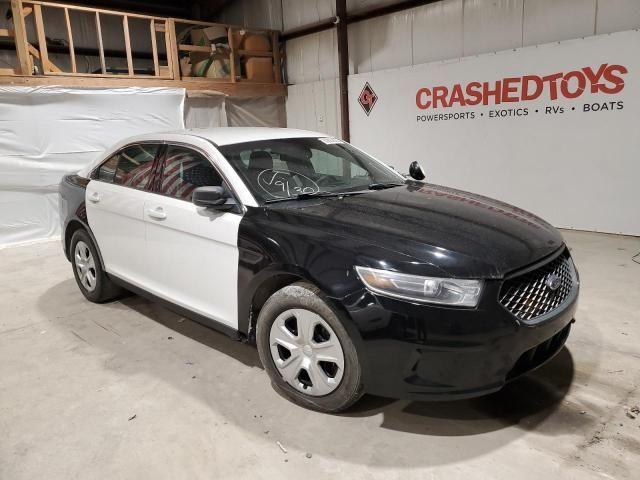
[341, 278, 578, 401]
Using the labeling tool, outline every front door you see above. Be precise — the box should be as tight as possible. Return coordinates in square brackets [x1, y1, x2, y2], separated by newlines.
[85, 143, 160, 286]
[143, 145, 242, 329]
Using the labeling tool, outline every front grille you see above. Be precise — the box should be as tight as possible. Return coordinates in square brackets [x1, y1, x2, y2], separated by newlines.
[507, 323, 571, 380]
[500, 250, 576, 321]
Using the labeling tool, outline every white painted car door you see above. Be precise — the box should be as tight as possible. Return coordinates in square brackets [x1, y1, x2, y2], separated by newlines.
[142, 144, 242, 329]
[85, 143, 161, 285]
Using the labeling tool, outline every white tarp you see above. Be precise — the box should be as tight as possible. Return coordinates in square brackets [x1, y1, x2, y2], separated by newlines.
[0, 87, 185, 247]
[349, 29, 640, 236]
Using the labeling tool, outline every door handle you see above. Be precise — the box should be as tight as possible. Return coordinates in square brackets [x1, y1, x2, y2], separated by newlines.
[88, 192, 101, 203]
[147, 206, 167, 220]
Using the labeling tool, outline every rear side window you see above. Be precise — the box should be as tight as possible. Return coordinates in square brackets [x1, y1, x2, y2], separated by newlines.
[158, 146, 223, 202]
[96, 144, 160, 190]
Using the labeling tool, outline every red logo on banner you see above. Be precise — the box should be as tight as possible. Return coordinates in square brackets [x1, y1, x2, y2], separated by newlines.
[358, 82, 378, 116]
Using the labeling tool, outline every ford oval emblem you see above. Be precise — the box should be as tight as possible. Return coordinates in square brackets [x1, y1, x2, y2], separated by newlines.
[546, 274, 562, 291]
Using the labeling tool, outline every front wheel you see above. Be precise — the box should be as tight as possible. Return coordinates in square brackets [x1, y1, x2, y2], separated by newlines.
[256, 281, 364, 413]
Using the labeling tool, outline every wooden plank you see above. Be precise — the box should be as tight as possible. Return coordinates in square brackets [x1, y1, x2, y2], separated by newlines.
[33, 4, 50, 73]
[29, 1, 165, 21]
[11, 0, 32, 75]
[165, 19, 180, 80]
[64, 8, 76, 73]
[227, 27, 237, 83]
[0, 28, 15, 37]
[0, 68, 16, 74]
[122, 15, 133, 76]
[95, 12, 106, 74]
[150, 19, 159, 77]
[238, 50, 274, 58]
[0, 74, 288, 97]
[22, 6, 32, 17]
[178, 44, 211, 53]
[27, 43, 40, 58]
[272, 31, 282, 83]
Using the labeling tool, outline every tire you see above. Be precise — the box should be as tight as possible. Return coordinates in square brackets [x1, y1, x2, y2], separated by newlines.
[256, 281, 364, 413]
[70, 229, 123, 303]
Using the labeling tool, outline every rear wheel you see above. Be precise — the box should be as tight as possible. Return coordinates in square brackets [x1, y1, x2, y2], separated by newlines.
[256, 281, 364, 412]
[70, 229, 123, 303]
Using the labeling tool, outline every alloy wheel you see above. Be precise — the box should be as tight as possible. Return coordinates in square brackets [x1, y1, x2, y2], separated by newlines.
[269, 308, 345, 396]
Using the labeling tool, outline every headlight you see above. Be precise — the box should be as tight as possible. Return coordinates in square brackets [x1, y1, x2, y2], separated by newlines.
[355, 266, 482, 307]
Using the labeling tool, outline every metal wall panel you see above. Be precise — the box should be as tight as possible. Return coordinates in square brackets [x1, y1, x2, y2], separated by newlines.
[368, 11, 413, 71]
[523, 0, 596, 46]
[462, 0, 524, 56]
[282, 0, 334, 31]
[596, 0, 640, 34]
[412, 0, 464, 64]
[286, 79, 341, 137]
[286, 29, 338, 84]
[348, 21, 373, 74]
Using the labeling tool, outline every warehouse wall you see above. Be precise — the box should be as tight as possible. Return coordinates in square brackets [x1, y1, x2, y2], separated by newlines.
[282, 0, 640, 136]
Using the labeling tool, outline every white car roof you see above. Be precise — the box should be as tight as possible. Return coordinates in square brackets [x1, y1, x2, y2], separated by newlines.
[127, 127, 330, 147]
[76, 127, 332, 177]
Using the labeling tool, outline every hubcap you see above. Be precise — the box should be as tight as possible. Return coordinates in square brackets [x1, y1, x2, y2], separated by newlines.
[74, 241, 97, 292]
[269, 309, 345, 396]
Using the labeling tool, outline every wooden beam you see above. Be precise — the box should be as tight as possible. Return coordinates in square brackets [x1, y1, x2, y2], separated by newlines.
[0, 68, 16, 75]
[33, 4, 51, 73]
[122, 15, 134, 76]
[0, 28, 15, 37]
[64, 8, 76, 73]
[95, 12, 106, 74]
[0, 74, 287, 97]
[238, 50, 274, 58]
[271, 31, 282, 84]
[178, 44, 211, 53]
[28, 1, 166, 22]
[10, 0, 32, 75]
[150, 19, 159, 76]
[27, 43, 62, 73]
[165, 19, 180, 79]
[22, 6, 32, 17]
[228, 27, 237, 83]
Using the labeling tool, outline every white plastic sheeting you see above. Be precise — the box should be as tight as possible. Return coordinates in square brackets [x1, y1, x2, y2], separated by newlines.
[184, 96, 227, 128]
[0, 87, 185, 247]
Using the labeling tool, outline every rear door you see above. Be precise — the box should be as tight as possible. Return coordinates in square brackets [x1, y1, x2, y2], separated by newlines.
[85, 143, 161, 285]
[142, 144, 243, 329]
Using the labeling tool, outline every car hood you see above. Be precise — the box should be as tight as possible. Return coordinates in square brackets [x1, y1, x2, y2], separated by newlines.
[266, 183, 564, 279]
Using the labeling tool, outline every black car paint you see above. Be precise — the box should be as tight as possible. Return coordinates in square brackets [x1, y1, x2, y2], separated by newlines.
[61, 161, 577, 401]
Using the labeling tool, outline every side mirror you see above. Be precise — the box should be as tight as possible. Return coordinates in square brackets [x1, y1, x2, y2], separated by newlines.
[408, 161, 426, 181]
[192, 186, 232, 209]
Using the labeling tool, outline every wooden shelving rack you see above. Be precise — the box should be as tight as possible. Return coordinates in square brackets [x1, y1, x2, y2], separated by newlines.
[0, 0, 285, 97]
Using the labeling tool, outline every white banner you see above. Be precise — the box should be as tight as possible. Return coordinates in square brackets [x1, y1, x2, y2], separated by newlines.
[349, 29, 640, 236]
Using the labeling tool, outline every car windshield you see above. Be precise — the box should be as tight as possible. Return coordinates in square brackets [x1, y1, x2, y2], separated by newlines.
[218, 137, 405, 204]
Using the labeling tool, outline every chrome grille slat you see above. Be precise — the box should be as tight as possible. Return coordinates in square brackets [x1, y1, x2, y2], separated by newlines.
[499, 251, 575, 321]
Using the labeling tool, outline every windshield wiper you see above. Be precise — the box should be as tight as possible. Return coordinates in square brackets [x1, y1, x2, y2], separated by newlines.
[264, 190, 365, 204]
[367, 182, 406, 190]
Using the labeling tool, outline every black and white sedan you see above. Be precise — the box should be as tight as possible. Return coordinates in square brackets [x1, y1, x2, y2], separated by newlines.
[60, 128, 579, 412]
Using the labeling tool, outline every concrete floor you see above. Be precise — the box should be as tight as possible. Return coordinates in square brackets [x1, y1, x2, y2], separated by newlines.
[1, 230, 639, 480]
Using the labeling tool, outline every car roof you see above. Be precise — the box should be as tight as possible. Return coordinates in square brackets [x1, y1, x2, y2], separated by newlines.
[131, 127, 331, 147]
[76, 128, 334, 178]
